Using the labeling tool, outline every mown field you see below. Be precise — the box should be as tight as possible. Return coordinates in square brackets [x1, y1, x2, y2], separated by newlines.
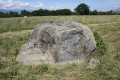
[0, 15, 120, 80]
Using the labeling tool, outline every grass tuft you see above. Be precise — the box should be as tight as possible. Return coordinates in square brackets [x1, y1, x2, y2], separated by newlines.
[94, 32, 107, 56]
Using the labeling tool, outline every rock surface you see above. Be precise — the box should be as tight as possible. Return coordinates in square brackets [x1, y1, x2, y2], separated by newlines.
[16, 20, 96, 65]
[87, 58, 100, 69]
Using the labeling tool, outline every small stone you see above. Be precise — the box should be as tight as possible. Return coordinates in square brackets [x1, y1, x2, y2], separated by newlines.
[87, 58, 100, 69]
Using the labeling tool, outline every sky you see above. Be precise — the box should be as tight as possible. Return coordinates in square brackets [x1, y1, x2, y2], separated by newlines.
[0, 0, 120, 11]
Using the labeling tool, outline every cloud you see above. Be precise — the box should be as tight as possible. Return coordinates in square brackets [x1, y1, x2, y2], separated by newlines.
[0, 0, 59, 10]
[114, 5, 118, 8]
[31, 2, 44, 8]
[104, 0, 120, 10]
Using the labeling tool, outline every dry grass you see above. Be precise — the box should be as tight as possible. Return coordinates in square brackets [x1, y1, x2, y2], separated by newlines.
[1, 15, 120, 33]
[0, 15, 120, 80]
[0, 30, 32, 37]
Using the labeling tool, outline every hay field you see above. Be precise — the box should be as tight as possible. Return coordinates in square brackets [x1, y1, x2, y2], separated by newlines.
[0, 15, 120, 80]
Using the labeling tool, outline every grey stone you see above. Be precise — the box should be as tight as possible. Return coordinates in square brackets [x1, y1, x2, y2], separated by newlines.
[16, 20, 96, 65]
[87, 58, 100, 69]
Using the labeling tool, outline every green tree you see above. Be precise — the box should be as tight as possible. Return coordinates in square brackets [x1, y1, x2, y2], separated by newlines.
[50, 10, 57, 15]
[9, 11, 19, 17]
[74, 3, 90, 15]
[6, 12, 9, 17]
[21, 10, 31, 16]
[62, 9, 72, 15]
[107, 10, 113, 15]
[92, 10, 98, 15]
[44, 9, 50, 15]
[56, 9, 72, 15]
[32, 10, 39, 16]
[0, 12, 7, 17]
[32, 9, 46, 16]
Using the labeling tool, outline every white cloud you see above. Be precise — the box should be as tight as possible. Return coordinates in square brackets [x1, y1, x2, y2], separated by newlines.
[31, 2, 44, 8]
[44, 6, 60, 10]
[0, 0, 59, 10]
[114, 5, 118, 8]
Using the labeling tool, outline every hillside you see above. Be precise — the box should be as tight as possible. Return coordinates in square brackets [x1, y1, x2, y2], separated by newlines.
[0, 9, 32, 13]
[113, 8, 120, 12]
[0, 9, 21, 13]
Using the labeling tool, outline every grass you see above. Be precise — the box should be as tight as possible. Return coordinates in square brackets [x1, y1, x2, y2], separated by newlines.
[0, 15, 120, 33]
[0, 15, 120, 80]
[94, 32, 106, 56]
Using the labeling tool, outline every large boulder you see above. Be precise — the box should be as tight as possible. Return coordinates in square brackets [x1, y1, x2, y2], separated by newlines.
[16, 20, 96, 65]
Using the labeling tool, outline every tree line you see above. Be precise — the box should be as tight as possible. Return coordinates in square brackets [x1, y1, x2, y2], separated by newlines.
[0, 9, 73, 18]
[0, 3, 120, 18]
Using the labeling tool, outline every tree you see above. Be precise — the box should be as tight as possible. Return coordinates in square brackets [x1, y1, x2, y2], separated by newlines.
[107, 10, 113, 15]
[31, 9, 72, 16]
[9, 11, 19, 17]
[92, 10, 98, 15]
[6, 12, 9, 17]
[21, 10, 31, 16]
[0, 12, 7, 17]
[56, 9, 72, 15]
[74, 3, 90, 15]
[50, 10, 57, 15]
[32, 10, 39, 16]
[32, 9, 47, 16]
[62, 9, 72, 15]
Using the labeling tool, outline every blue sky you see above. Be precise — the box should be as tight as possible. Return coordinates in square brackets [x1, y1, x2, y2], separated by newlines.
[0, 0, 120, 11]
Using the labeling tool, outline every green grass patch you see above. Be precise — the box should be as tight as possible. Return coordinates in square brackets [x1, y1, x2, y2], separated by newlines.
[94, 32, 107, 56]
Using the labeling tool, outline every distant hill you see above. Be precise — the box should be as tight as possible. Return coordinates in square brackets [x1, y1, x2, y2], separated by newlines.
[113, 8, 120, 12]
[0, 9, 33, 13]
[0, 9, 21, 13]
